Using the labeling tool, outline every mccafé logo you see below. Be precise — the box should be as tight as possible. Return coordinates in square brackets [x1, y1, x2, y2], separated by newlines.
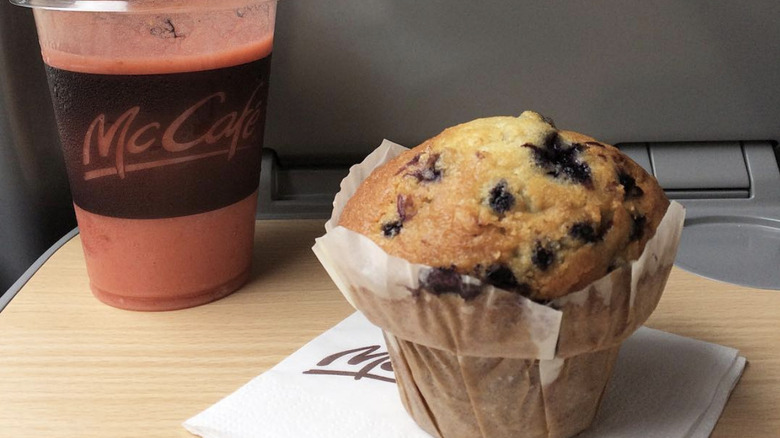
[81, 82, 265, 181]
[303, 345, 395, 383]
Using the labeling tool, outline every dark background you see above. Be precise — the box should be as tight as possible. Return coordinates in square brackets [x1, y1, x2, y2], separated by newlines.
[2, 0, 779, 295]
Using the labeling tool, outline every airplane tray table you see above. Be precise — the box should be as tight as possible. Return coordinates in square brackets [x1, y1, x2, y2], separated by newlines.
[0, 219, 778, 437]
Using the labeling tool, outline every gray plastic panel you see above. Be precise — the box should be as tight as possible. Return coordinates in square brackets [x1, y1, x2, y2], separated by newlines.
[664, 190, 749, 200]
[673, 142, 780, 290]
[650, 142, 749, 190]
[257, 149, 347, 219]
[617, 143, 652, 174]
[265, 1, 780, 163]
[677, 217, 780, 290]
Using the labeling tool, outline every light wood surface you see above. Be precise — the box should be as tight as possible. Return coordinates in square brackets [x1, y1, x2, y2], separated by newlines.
[0, 219, 778, 437]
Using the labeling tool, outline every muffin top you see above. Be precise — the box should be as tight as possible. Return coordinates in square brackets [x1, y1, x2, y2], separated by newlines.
[339, 111, 669, 301]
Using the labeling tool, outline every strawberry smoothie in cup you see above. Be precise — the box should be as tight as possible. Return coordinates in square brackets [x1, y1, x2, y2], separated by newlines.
[13, 0, 278, 310]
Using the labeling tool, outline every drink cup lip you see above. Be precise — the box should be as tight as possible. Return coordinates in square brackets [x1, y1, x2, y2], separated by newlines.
[9, 0, 278, 13]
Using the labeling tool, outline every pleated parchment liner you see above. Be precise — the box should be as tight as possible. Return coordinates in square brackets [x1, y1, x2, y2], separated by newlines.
[313, 140, 686, 438]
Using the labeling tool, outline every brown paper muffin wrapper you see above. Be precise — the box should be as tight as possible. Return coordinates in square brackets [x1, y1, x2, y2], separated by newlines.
[313, 140, 685, 438]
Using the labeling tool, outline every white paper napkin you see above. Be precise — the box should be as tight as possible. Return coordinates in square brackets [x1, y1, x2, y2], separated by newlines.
[183, 312, 745, 438]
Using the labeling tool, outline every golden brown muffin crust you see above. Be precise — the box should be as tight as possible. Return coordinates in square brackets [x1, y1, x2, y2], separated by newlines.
[339, 112, 669, 300]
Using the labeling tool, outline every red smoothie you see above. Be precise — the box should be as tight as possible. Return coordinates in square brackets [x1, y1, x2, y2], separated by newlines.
[35, 4, 276, 310]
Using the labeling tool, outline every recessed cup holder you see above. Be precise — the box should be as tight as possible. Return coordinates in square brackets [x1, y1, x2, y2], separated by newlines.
[676, 216, 780, 290]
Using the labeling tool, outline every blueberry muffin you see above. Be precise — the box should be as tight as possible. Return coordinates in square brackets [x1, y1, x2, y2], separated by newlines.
[324, 112, 682, 438]
[339, 111, 669, 301]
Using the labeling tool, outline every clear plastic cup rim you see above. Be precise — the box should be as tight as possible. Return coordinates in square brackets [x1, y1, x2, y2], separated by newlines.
[9, 0, 278, 13]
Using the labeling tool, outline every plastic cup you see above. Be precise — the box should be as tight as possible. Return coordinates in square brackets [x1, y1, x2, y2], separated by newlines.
[11, 0, 278, 311]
